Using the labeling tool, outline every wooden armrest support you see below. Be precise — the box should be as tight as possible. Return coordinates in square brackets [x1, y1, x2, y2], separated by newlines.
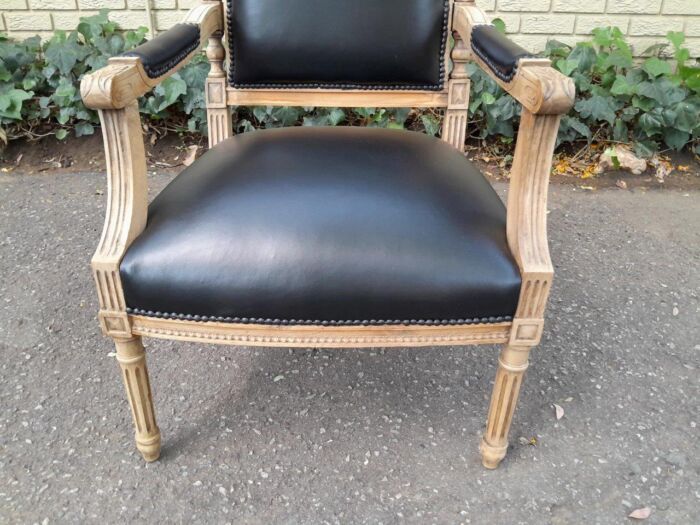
[85, 2, 223, 335]
[80, 2, 222, 109]
[453, 4, 574, 115]
[451, 4, 575, 341]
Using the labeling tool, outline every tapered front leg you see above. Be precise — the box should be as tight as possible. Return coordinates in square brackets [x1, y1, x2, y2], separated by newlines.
[480, 344, 532, 469]
[114, 336, 161, 462]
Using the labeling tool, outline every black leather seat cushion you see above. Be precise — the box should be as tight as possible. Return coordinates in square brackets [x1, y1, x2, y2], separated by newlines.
[226, 0, 449, 90]
[121, 127, 521, 325]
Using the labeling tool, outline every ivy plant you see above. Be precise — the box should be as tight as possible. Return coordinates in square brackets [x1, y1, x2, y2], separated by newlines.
[1, 12, 699, 157]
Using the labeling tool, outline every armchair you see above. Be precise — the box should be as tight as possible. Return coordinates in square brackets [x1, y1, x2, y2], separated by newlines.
[81, 0, 574, 468]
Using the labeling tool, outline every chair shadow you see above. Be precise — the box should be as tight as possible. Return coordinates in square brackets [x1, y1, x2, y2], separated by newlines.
[158, 310, 597, 464]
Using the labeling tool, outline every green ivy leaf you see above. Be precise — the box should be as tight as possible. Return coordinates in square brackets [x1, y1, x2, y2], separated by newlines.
[0, 88, 33, 120]
[663, 128, 690, 150]
[421, 114, 440, 137]
[556, 59, 579, 76]
[481, 92, 496, 105]
[154, 75, 187, 112]
[666, 31, 685, 51]
[45, 32, 84, 76]
[491, 18, 506, 35]
[327, 108, 346, 126]
[633, 141, 657, 158]
[55, 128, 68, 140]
[610, 75, 636, 96]
[567, 43, 597, 74]
[574, 95, 620, 125]
[638, 112, 664, 136]
[561, 115, 592, 139]
[685, 70, 700, 94]
[613, 119, 628, 142]
[74, 121, 94, 137]
[636, 78, 686, 106]
[272, 106, 302, 126]
[642, 57, 672, 78]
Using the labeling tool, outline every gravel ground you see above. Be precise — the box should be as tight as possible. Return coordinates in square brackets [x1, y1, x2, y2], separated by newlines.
[1, 171, 699, 524]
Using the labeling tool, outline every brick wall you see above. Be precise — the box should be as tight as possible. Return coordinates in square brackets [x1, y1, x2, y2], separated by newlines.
[1, 0, 699, 57]
[483, 0, 700, 57]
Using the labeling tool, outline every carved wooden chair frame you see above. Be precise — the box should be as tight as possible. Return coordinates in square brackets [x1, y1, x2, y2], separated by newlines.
[81, 0, 574, 468]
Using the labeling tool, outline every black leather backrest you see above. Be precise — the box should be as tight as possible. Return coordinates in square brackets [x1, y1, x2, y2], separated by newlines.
[226, 0, 450, 90]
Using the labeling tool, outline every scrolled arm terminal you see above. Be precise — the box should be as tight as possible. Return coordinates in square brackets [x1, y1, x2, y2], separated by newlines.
[80, 2, 222, 110]
[453, 4, 575, 115]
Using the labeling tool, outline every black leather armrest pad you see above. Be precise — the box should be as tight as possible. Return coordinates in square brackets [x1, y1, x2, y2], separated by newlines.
[471, 25, 533, 82]
[121, 23, 201, 79]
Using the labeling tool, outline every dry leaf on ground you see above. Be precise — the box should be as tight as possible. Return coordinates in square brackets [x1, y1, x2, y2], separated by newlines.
[650, 154, 673, 183]
[553, 404, 564, 420]
[597, 146, 647, 175]
[628, 507, 652, 520]
[182, 145, 199, 167]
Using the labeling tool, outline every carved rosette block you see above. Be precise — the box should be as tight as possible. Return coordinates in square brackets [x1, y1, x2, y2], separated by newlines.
[480, 344, 531, 469]
[206, 33, 232, 148]
[115, 337, 161, 462]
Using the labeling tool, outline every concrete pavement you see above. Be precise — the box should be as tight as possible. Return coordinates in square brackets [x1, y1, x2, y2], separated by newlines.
[1, 171, 698, 523]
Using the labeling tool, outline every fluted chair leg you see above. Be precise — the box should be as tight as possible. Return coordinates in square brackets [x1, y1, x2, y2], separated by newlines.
[114, 336, 161, 462]
[480, 344, 532, 469]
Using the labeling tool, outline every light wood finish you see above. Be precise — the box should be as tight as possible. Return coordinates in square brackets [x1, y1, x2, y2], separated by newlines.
[507, 110, 560, 348]
[441, 34, 470, 151]
[92, 102, 147, 339]
[226, 89, 449, 109]
[451, 3, 573, 467]
[81, 0, 575, 468]
[130, 316, 511, 348]
[480, 344, 531, 468]
[453, 3, 575, 115]
[80, 1, 223, 110]
[115, 337, 161, 462]
[205, 31, 231, 148]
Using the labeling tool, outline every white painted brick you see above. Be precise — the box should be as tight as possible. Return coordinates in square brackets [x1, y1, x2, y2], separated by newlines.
[575, 15, 630, 34]
[177, 0, 201, 8]
[5, 12, 52, 31]
[29, 0, 76, 9]
[553, 0, 605, 13]
[497, 0, 551, 13]
[495, 14, 521, 33]
[607, 0, 661, 14]
[108, 10, 151, 29]
[685, 38, 700, 55]
[629, 17, 684, 36]
[509, 34, 550, 53]
[627, 36, 671, 56]
[0, 16, 4, 31]
[154, 10, 185, 30]
[5, 30, 54, 40]
[662, 0, 700, 16]
[521, 14, 576, 34]
[128, 0, 177, 8]
[78, 0, 125, 8]
[2, 0, 28, 9]
[52, 11, 96, 30]
[475, 0, 496, 11]
[685, 18, 700, 37]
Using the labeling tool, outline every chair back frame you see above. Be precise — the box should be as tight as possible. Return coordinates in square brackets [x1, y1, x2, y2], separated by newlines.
[206, 0, 469, 151]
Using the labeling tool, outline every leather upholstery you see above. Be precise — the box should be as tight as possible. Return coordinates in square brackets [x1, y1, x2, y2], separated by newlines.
[226, 0, 449, 90]
[120, 127, 521, 325]
[471, 25, 533, 82]
[121, 23, 200, 78]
